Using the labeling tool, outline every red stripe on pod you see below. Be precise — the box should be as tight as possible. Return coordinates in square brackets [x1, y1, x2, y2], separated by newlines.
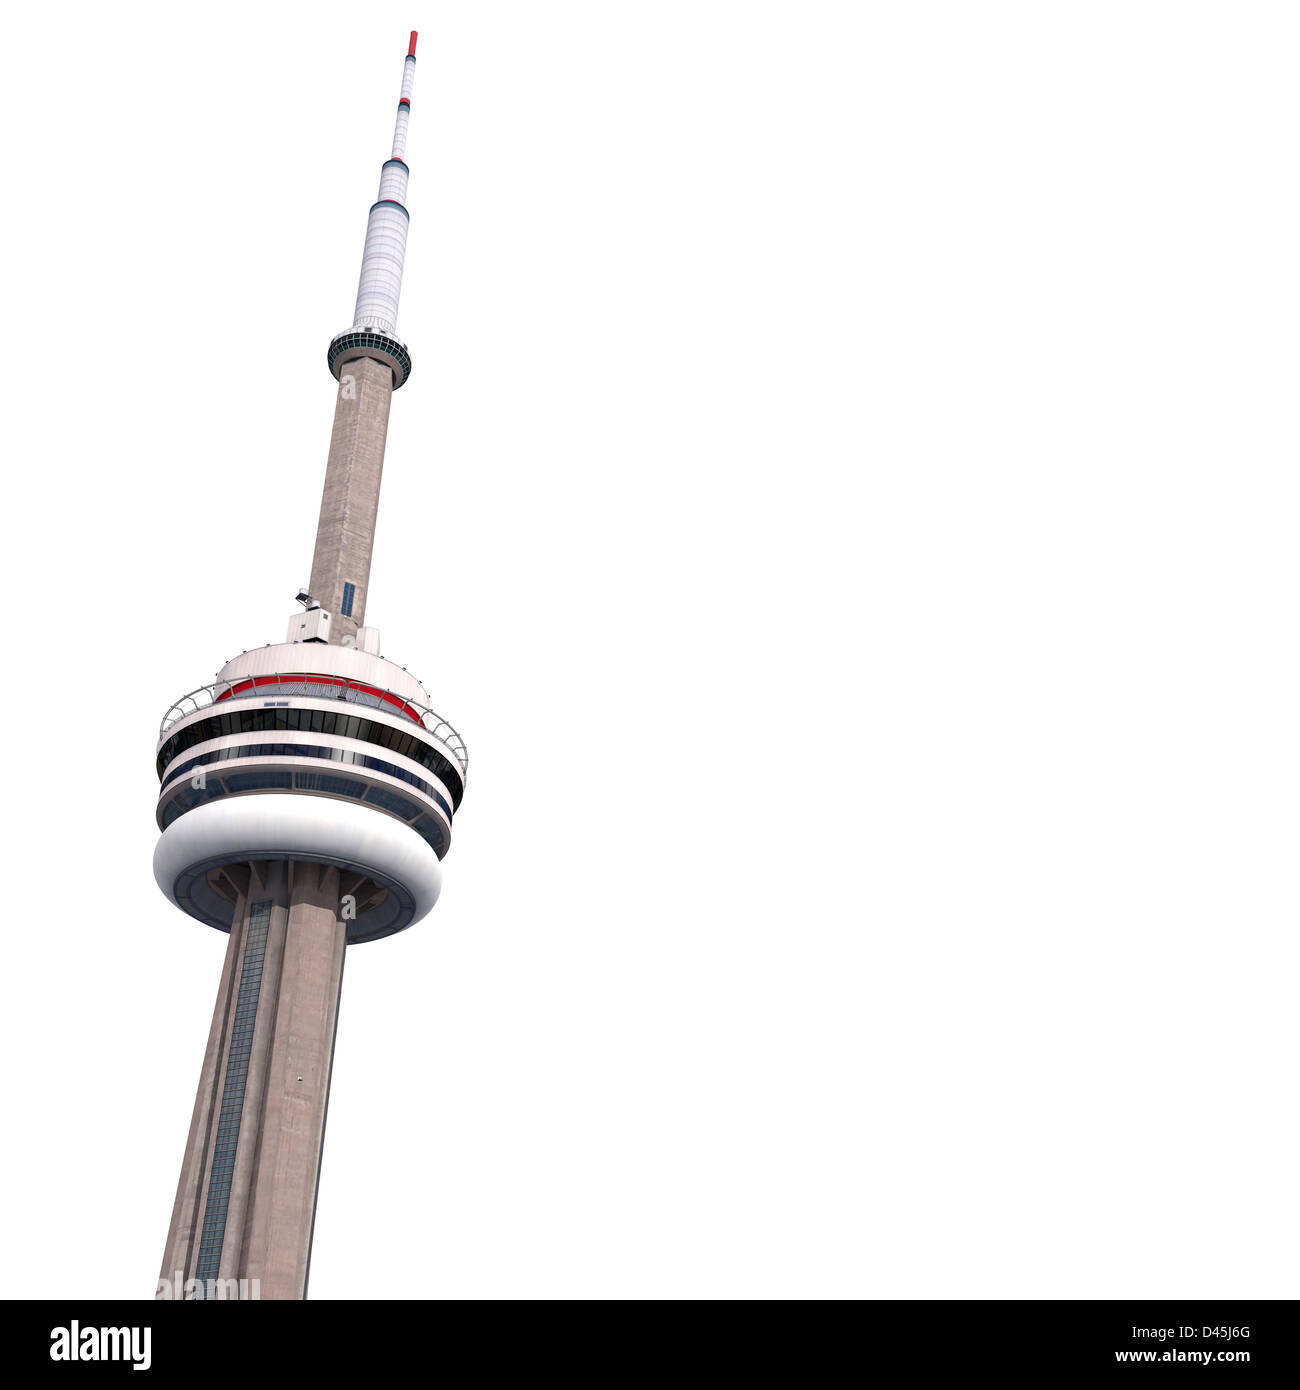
[214, 674, 424, 725]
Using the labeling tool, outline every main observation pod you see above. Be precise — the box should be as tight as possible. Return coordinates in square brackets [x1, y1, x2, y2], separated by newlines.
[328, 32, 420, 390]
[153, 644, 467, 944]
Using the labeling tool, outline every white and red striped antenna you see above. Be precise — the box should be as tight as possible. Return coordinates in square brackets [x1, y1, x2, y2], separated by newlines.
[350, 31, 419, 336]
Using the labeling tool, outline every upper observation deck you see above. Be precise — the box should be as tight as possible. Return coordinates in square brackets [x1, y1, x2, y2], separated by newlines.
[159, 642, 467, 776]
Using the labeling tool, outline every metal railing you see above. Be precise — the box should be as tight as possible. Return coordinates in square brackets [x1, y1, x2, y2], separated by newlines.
[159, 674, 468, 775]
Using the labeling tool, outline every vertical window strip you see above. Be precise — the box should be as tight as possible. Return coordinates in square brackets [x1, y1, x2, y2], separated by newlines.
[192, 901, 272, 1297]
[341, 582, 356, 618]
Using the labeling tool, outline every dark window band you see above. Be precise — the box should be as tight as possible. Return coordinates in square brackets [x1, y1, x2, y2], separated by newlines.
[158, 706, 464, 809]
[161, 741, 453, 822]
[193, 901, 271, 1296]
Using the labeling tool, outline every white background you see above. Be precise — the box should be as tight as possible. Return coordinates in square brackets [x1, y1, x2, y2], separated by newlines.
[1, 1, 1296, 1299]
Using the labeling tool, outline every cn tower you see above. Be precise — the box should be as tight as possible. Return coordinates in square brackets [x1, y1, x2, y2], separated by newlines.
[153, 32, 465, 1300]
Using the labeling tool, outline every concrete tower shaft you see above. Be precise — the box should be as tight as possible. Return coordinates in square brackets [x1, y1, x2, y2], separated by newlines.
[159, 864, 347, 1300]
[309, 356, 393, 643]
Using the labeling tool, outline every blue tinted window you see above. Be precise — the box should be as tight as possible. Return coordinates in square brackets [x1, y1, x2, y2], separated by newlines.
[364, 784, 419, 819]
[194, 901, 272, 1296]
[225, 770, 293, 793]
[157, 708, 465, 810]
[163, 744, 453, 819]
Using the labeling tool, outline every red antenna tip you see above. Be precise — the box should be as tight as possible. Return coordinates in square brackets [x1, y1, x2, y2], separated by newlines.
[408, 31, 418, 57]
